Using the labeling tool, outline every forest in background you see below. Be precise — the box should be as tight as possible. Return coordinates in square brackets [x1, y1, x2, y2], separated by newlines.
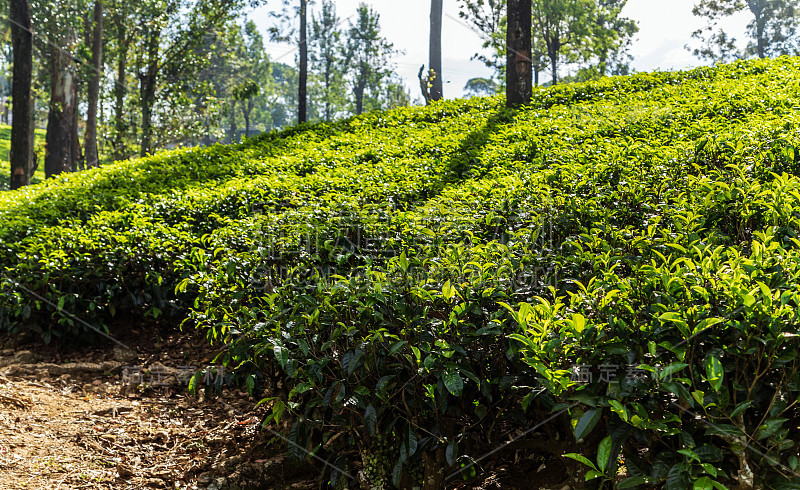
[3, 0, 800, 189]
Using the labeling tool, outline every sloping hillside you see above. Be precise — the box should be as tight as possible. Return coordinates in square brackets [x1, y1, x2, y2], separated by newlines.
[3, 58, 800, 488]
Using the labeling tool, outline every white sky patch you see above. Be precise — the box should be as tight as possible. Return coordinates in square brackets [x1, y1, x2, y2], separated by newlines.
[248, 1, 757, 100]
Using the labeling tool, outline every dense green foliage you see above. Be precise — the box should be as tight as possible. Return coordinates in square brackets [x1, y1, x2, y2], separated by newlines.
[3, 58, 800, 487]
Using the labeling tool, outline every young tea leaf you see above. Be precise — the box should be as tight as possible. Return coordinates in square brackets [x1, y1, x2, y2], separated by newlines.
[574, 409, 602, 442]
[705, 356, 724, 392]
[443, 369, 464, 397]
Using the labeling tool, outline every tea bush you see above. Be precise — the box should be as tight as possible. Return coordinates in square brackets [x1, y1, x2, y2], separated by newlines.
[3, 58, 800, 487]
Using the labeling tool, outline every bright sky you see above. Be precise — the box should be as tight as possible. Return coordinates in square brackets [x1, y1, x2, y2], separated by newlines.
[248, 0, 754, 100]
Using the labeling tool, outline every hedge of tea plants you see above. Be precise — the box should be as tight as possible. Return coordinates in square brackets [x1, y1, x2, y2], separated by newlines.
[3, 58, 800, 488]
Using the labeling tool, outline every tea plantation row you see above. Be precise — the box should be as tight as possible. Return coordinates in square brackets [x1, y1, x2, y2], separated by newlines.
[2, 58, 800, 488]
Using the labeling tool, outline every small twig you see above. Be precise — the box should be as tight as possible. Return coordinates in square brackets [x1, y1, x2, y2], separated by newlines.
[54, 474, 69, 490]
[0, 393, 30, 409]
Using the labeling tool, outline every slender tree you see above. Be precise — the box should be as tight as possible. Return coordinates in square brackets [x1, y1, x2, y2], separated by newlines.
[590, 0, 638, 76]
[9, 0, 33, 190]
[233, 80, 259, 137]
[299, 0, 308, 122]
[532, 0, 593, 85]
[192, 22, 244, 145]
[110, 0, 132, 161]
[743, 0, 799, 58]
[429, 0, 444, 101]
[270, 0, 310, 123]
[506, 0, 531, 107]
[310, 0, 346, 120]
[690, 0, 800, 61]
[240, 21, 269, 133]
[84, 0, 103, 168]
[345, 4, 399, 115]
[229, 99, 237, 143]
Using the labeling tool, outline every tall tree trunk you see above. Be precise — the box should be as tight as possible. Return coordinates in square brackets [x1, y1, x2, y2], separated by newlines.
[242, 99, 252, 137]
[139, 72, 155, 157]
[355, 81, 365, 115]
[324, 58, 332, 120]
[45, 39, 79, 179]
[429, 0, 443, 102]
[9, 0, 33, 190]
[298, 0, 308, 123]
[229, 100, 237, 143]
[29, 98, 37, 177]
[139, 28, 159, 158]
[113, 3, 128, 161]
[506, 0, 532, 107]
[72, 100, 83, 171]
[550, 49, 558, 85]
[84, 0, 103, 168]
[747, 1, 766, 58]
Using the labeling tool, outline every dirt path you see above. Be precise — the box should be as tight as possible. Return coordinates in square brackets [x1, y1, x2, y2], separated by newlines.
[0, 330, 311, 490]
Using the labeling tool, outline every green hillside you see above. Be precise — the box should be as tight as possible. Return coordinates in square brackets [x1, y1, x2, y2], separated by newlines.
[0, 125, 48, 190]
[3, 58, 800, 487]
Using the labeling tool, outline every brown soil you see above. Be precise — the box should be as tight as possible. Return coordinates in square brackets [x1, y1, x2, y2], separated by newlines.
[0, 327, 313, 490]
